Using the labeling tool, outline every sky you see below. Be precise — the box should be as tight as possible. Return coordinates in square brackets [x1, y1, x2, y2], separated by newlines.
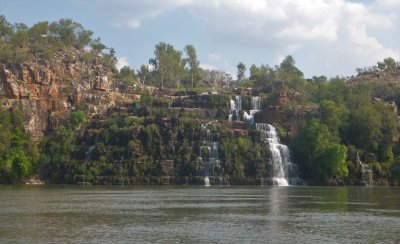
[1, 0, 399, 79]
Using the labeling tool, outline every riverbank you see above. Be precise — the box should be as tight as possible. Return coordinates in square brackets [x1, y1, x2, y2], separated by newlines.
[15, 176, 396, 187]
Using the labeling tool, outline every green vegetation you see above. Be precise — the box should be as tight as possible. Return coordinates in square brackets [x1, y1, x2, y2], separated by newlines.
[0, 15, 116, 68]
[292, 119, 348, 184]
[0, 105, 38, 183]
[1, 16, 400, 185]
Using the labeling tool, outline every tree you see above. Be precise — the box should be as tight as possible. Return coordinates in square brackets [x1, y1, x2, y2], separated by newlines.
[237, 62, 246, 81]
[137, 64, 150, 85]
[69, 111, 85, 130]
[377, 57, 397, 72]
[10, 23, 29, 47]
[200, 69, 232, 89]
[91, 37, 106, 54]
[277, 55, 304, 82]
[319, 100, 348, 134]
[249, 64, 259, 80]
[0, 105, 38, 182]
[103, 47, 118, 68]
[151, 42, 185, 89]
[249, 64, 275, 89]
[116, 66, 137, 84]
[184, 44, 200, 89]
[48, 19, 83, 47]
[0, 15, 13, 40]
[343, 104, 382, 151]
[292, 119, 348, 183]
[312, 75, 327, 84]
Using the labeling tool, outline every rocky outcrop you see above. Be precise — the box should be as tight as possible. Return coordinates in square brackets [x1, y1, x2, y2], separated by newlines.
[254, 105, 318, 138]
[0, 50, 139, 141]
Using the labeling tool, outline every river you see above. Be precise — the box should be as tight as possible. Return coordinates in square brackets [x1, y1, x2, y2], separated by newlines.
[0, 185, 399, 243]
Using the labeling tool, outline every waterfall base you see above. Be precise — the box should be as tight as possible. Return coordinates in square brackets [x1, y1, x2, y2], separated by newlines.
[273, 177, 289, 186]
[204, 177, 210, 186]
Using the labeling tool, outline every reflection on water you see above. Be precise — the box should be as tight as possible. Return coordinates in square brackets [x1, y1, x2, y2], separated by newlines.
[0, 185, 399, 243]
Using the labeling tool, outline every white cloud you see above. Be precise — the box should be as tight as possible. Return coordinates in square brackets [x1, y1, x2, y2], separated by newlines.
[90, 0, 399, 76]
[93, 0, 196, 29]
[376, 0, 400, 7]
[200, 63, 218, 70]
[208, 52, 223, 62]
[116, 56, 129, 71]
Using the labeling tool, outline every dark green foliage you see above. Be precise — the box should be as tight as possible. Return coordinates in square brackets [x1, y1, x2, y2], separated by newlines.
[237, 62, 246, 81]
[0, 105, 38, 182]
[319, 100, 348, 134]
[116, 66, 137, 84]
[292, 119, 348, 183]
[0, 15, 114, 68]
[140, 91, 153, 106]
[249, 64, 275, 90]
[69, 111, 85, 130]
[356, 57, 399, 75]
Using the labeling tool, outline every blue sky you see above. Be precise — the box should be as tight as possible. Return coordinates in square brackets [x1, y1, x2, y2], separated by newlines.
[1, 0, 399, 78]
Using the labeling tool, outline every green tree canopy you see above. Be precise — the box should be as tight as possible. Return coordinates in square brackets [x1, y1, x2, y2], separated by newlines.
[292, 119, 348, 183]
[184, 44, 200, 89]
[150, 42, 185, 89]
[237, 62, 246, 81]
[0, 105, 38, 182]
[116, 66, 137, 85]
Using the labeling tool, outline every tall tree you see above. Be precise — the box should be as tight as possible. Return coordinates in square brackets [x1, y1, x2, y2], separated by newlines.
[150, 42, 185, 89]
[0, 15, 13, 41]
[249, 64, 275, 88]
[277, 55, 303, 82]
[184, 44, 200, 89]
[138, 64, 150, 85]
[237, 62, 246, 81]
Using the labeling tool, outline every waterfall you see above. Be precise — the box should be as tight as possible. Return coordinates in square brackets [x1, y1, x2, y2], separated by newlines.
[229, 99, 235, 121]
[235, 95, 242, 112]
[199, 123, 221, 185]
[357, 152, 373, 186]
[256, 123, 300, 186]
[229, 95, 242, 121]
[85, 134, 99, 160]
[229, 95, 260, 124]
[251, 96, 260, 110]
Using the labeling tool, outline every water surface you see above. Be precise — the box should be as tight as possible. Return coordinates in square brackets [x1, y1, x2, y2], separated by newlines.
[0, 185, 399, 243]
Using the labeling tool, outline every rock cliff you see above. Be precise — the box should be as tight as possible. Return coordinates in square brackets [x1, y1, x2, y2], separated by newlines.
[0, 50, 134, 141]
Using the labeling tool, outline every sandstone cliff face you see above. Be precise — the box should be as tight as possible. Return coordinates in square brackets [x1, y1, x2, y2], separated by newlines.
[0, 50, 133, 141]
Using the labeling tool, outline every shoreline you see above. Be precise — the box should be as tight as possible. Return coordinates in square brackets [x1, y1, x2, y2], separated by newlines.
[8, 176, 395, 187]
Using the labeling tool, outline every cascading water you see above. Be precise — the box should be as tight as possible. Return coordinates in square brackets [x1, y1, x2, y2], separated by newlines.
[229, 95, 261, 124]
[357, 152, 373, 186]
[199, 122, 221, 186]
[246, 96, 261, 124]
[229, 95, 242, 121]
[256, 123, 300, 186]
[229, 99, 235, 121]
[251, 96, 260, 111]
[85, 134, 99, 160]
[235, 95, 242, 115]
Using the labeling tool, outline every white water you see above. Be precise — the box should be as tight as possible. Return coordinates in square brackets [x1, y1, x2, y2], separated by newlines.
[85, 134, 99, 160]
[229, 96, 260, 124]
[252, 96, 260, 110]
[357, 152, 373, 186]
[256, 123, 300, 186]
[204, 177, 210, 186]
[199, 123, 220, 179]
